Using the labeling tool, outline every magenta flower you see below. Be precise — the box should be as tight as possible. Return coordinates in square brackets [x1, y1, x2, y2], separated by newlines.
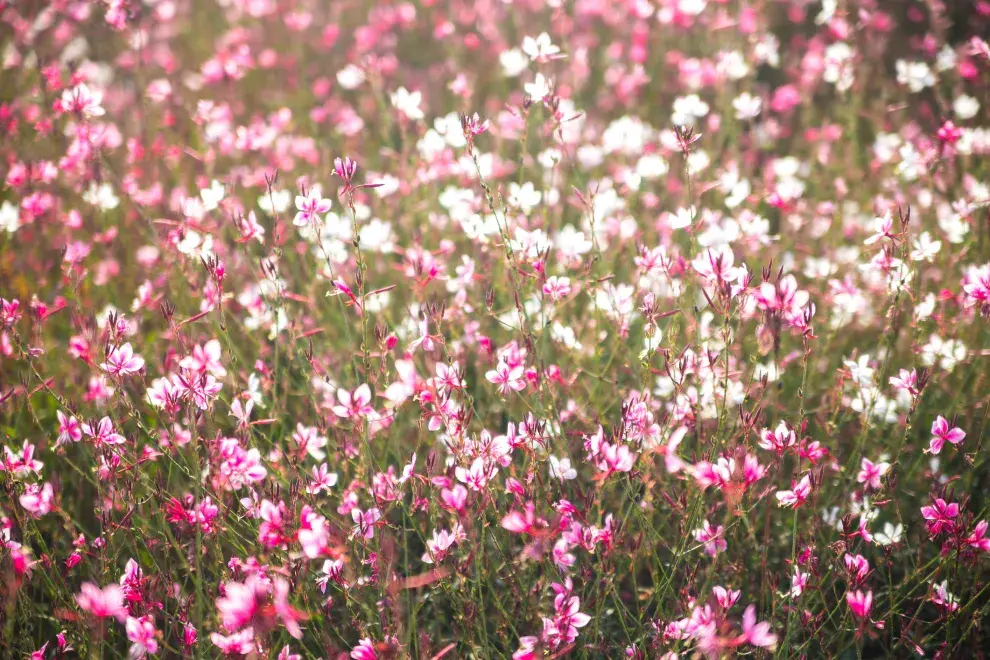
[758, 422, 797, 454]
[56, 410, 83, 446]
[351, 638, 379, 660]
[965, 521, 990, 552]
[928, 416, 966, 455]
[216, 576, 265, 632]
[846, 589, 873, 620]
[921, 498, 959, 536]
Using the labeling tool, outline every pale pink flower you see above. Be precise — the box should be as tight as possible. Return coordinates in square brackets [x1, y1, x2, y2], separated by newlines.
[351, 507, 382, 540]
[332, 384, 374, 419]
[485, 361, 526, 396]
[293, 186, 332, 227]
[101, 343, 145, 376]
[741, 605, 777, 649]
[775, 474, 812, 508]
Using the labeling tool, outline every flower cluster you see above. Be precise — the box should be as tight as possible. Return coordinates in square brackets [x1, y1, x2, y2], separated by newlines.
[0, 0, 988, 658]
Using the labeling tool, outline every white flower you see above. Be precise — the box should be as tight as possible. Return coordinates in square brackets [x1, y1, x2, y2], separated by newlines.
[635, 154, 669, 179]
[522, 32, 561, 61]
[200, 180, 225, 212]
[336, 64, 365, 89]
[0, 201, 20, 234]
[677, 0, 707, 16]
[896, 60, 935, 93]
[548, 455, 577, 481]
[500, 48, 529, 77]
[83, 182, 120, 210]
[390, 87, 424, 121]
[259, 189, 291, 214]
[671, 94, 709, 127]
[524, 73, 552, 101]
[953, 94, 979, 120]
[733, 92, 762, 120]
[909, 232, 941, 262]
[508, 182, 542, 213]
[874, 522, 903, 546]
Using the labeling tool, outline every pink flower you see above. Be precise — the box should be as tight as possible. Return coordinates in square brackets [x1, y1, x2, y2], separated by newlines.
[930, 580, 959, 612]
[2, 440, 44, 478]
[928, 416, 966, 455]
[844, 553, 871, 583]
[501, 502, 544, 535]
[125, 615, 159, 657]
[543, 276, 572, 302]
[278, 645, 302, 660]
[455, 457, 497, 491]
[512, 636, 540, 660]
[846, 589, 873, 619]
[713, 586, 740, 609]
[543, 583, 591, 648]
[273, 578, 304, 639]
[177, 372, 223, 410]
[101, 343, 145, 376]
[179, 340, 226, 377]
[863, 211, 895, 245]
[856, 458, 890, 491]
[56, 410, 83, 446]
[76, 582, 128, 621]
[692, 247, 743, 283]
[790, 570, 809, 598]
[597, 442, 636, 476]
[440, 484, 468, 514]
[298, 506, 330, 558]
[216, 576, 266, 631]
[82, 416, 126, 447]
[921, 498, 959, 536]
[19, 482, 54, 518]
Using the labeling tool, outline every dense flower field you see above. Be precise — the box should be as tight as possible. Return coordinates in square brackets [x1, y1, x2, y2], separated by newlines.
[1, 0, 989, 658]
